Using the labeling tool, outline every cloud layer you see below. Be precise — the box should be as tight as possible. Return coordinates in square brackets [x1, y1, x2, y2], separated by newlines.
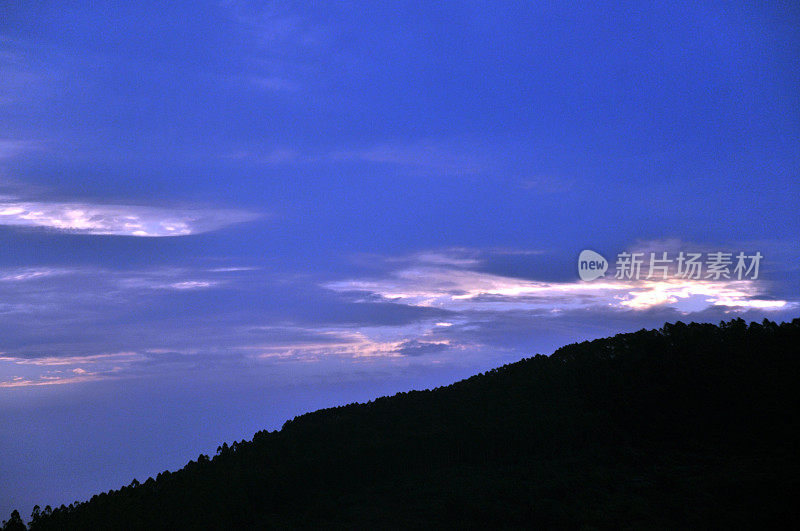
[325, 255, 790, 313]
[0, 199, 259, 236]
[0, 246, 795, 388]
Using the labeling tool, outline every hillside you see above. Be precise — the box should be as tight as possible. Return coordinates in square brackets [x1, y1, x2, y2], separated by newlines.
[7, 318, 800, 530]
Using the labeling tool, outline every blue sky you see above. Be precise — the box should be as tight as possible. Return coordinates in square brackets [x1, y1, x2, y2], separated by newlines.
[1, 0, 798, 517]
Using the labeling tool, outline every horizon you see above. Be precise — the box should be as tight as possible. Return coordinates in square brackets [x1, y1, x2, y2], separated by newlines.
[1, 1, 798, 518]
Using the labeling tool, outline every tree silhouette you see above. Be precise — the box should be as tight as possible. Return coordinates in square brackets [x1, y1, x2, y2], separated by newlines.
[1, 510, 25, 531]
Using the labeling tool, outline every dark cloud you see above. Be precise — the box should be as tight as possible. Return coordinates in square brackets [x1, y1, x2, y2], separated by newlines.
[395, 340, 450, 357]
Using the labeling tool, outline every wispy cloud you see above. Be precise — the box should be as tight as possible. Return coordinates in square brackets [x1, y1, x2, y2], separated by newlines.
[0, 267, 72, 282]
[247, 330, 406, 361]
[0, 264, 234, 321]
[0, 373, 102, 388]
[0, 351, 144, 366]
[241, 324, 460, 362]
[0, 351, 143, 387]
[118, 274, 221, 291]
[0, 199, 259, 236]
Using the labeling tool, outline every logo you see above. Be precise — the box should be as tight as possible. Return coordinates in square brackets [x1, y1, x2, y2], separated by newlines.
[578, 250, 608, 281]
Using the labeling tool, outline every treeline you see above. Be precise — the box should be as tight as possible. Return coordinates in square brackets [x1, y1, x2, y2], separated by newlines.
[6, 317, 800, 529]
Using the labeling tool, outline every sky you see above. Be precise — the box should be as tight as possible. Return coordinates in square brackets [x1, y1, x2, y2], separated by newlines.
[0, 0, 798, 518]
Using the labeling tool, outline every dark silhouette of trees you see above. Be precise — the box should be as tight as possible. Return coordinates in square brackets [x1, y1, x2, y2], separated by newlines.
[1, 510, 25, 531]
[11, 317, 800, 529]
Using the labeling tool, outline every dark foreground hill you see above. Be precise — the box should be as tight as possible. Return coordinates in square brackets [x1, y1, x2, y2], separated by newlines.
[7, 318, 800, 530]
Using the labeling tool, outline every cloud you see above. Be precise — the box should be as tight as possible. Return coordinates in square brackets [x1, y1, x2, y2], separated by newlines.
[0, 265, 234, 324]
[325, 254, 794, 314]
[118, 274, 221, 291]
[0, 199, 259, 236]
[0, 351, 144, 366]
[0, 351, 144, 388]
[0, 373, 102, 388]
[399, 250, 482, 267]
[394, 339, 450, 357]
[0, 267, 72, 283]
[246, 329, 406, 361]
[0, 245, 794, 389]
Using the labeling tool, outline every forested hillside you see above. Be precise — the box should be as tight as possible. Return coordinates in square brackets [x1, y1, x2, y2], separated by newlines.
[7, 318, 800, 529]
